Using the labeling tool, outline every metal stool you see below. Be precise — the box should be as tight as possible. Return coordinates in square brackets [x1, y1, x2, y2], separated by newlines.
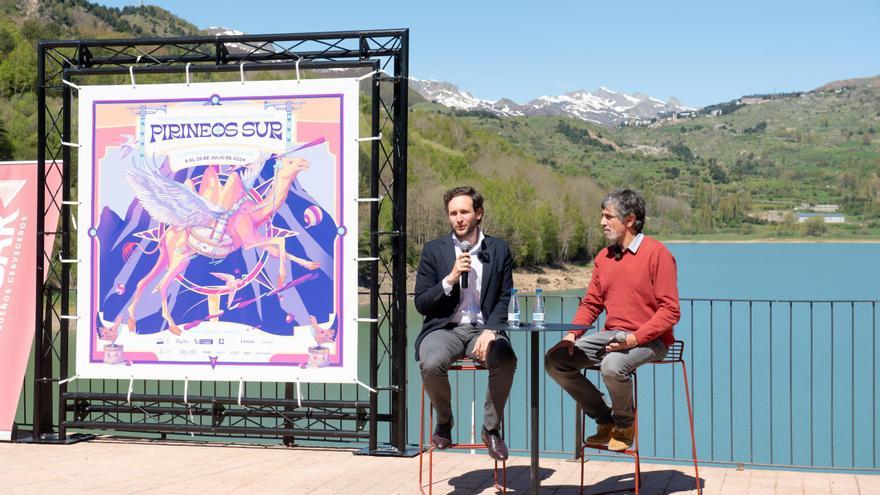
[419, 358, 507, 494]
[580, 340, 700, 495]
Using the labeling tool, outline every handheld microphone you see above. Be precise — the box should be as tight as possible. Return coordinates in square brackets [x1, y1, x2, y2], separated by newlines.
[459, 240, 471, 289]
[596, 331, 629, 358]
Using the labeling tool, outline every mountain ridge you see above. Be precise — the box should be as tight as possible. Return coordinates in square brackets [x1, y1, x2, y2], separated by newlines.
[409, 78, 695, 126]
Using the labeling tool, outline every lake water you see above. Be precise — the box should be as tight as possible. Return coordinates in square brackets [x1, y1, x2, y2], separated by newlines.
[666, 242, 880, 301]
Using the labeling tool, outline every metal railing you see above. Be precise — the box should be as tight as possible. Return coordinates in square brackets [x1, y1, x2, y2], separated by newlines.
[410, 295, 880, 472]
[16, 294, 879, 471]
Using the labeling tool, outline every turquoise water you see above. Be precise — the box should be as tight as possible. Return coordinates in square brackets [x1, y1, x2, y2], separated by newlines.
[405, 243, 880, 470]
[667, 243, 880, 301]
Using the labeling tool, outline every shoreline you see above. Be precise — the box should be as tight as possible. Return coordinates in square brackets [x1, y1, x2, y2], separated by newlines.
[660, 237, 880, 244]
[357, 239, 880, 301]
[512, 263, 591, 293]
[358, 263, 594, 301]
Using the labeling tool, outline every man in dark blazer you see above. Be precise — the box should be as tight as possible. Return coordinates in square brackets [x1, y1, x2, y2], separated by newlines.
[414, 186, 517, 461]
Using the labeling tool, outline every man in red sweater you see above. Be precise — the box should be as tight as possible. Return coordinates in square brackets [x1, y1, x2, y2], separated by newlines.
[545, 189, 680, 451]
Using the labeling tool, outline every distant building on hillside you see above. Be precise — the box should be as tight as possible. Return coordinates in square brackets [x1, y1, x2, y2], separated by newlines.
[620, 118, 655, 127]
[812, 204, 840, 213]
[797, 213, 845, 223]
[739, 96, 766, 105]
[751, 211, 785, 223]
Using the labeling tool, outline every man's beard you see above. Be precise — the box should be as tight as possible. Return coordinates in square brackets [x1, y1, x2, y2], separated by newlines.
[455, 222, 478, 239]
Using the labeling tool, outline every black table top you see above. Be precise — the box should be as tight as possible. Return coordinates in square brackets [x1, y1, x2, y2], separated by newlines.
[479, 323, 593, 333]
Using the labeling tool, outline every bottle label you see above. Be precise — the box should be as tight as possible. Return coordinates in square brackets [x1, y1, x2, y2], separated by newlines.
[532, 312, 544, 321]
[507, 313, 520, 326]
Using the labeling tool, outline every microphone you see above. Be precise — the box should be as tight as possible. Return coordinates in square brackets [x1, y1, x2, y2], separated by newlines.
[459, 240, 471, 289]
[596, 331, 629, 358]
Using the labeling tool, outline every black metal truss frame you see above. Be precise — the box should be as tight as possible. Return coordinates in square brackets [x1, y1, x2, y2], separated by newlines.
[64, 393, 371, 440]
[31, 29, 409, 455]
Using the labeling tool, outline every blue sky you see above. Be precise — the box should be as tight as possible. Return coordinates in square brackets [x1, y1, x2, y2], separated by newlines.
[94, 0, 878, 107]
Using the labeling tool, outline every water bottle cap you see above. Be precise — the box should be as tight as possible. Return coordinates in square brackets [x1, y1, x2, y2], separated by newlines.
[511, 288, 518, 293]
[536, 288, 542, 293]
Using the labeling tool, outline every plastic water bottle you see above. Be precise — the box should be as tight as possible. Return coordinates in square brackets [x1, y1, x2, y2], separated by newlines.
[532, 288, 545, 328]
[507, 288, 521, 327]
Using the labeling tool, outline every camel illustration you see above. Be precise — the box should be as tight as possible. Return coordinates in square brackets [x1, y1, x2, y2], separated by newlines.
[124, 143, 323, 335]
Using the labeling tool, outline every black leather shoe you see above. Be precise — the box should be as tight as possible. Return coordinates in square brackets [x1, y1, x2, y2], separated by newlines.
[481, 428, 509, 461]
[431, 422, 452, 450]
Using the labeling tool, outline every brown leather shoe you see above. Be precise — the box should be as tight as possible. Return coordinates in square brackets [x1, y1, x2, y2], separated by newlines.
[431, 422, 452, 450]
[607, 424, 635, 451]
[585, 422, 615, 447]
[481, 428, 509, 461]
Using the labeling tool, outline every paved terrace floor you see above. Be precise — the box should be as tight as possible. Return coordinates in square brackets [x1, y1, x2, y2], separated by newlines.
[1, 437, 878, 494]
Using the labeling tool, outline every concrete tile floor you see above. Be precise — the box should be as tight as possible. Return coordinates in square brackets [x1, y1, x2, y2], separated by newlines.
[1, 437, 877, 494]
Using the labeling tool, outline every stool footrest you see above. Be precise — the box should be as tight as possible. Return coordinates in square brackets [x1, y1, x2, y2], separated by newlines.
[431, 443, 489, 450]
[583, 445, 639, 455]
[420, 367, 507, 495]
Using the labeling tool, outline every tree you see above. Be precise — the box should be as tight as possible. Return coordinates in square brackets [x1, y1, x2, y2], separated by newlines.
[776, 211, 798, 236]
[0, 43, 37, 96]
[837, 172, 857, 192]
[668, 142, 694, 163]
[803, 216, 827, 236]
[717, 191, 751, 225]
[707, 158, 728, 184]
[0, 27, 14, 54]
[0, 120, 12, 160]
[537, 205, 560, 265]
[568, 215, 589, 261]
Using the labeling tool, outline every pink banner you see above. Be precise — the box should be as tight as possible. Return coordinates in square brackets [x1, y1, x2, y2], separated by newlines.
[0, 161, 62, 441]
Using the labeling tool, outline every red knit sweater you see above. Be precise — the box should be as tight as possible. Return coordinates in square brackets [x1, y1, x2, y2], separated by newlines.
[570, 235, 680, 347]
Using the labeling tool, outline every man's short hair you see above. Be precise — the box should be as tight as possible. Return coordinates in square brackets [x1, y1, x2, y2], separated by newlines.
[601, 189, 646, 233]
[443, 186, 484, 213]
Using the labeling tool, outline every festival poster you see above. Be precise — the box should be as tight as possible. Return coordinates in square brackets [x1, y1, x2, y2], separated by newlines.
[75, 79, 359, 382]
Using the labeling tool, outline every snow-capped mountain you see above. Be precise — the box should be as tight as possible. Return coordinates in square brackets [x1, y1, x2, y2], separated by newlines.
[204, 27, 277, 56]
[407, 80, 525, 116]
[410, 79, 694, 125]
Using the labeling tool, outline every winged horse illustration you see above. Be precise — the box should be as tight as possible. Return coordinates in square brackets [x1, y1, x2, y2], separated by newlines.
[124, 139, 325, 335]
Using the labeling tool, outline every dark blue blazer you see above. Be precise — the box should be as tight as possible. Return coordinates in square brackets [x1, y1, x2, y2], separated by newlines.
[413, 233, 514, 360]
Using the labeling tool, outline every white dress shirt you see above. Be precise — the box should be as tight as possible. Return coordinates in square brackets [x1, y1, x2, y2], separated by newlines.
[627, 232, 645, 254]
[441, 230, 486, 325]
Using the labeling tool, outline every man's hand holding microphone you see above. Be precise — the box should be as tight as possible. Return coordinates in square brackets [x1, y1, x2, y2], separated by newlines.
[445, 240, 472, 288]
[548, 330, 636, 356]
[445, 241, 496, 360]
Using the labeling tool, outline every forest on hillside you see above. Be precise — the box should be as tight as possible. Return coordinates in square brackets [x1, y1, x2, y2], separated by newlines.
[2, 0, 879, 272]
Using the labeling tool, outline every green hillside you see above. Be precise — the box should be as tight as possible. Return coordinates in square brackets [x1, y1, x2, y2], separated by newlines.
[615, 85, 880, 213]
[441, 81, 880, 241]
[0, 0, 878, 272]
[404, 108, 608, 265]
[0, 0, 202, 159]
